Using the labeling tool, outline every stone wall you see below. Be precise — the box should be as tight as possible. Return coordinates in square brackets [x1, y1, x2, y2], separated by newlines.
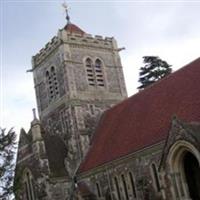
[19, 26, 128, 200]
[78, 142, 164, 200]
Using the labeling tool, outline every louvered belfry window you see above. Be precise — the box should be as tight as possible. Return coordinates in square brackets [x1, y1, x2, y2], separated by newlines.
[85, 58, 95, 86]
[85, 58, 105, 87]
[46, 66, 59, 102]
[95, 59, 104, 86]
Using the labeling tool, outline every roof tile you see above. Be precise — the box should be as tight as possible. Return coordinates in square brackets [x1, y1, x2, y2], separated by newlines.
[64, 23, 85, 35]
[79, 57, 200, 173]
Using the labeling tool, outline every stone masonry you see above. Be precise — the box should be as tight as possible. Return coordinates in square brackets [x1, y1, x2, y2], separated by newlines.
[14, 21, 127, 200]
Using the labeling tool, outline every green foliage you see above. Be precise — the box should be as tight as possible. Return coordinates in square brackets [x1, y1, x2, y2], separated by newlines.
[0, 128, 16, 199]
[138, 56, 172, 90]
[13, 166, 23, 200]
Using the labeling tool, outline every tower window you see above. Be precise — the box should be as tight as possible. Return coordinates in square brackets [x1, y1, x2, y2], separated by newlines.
[95, 60, 101, 68]
[95, 59, 105, 86]
[85, 58, 95, 86]
[46, 66, 59, 102]
[85, 58, 105, 87]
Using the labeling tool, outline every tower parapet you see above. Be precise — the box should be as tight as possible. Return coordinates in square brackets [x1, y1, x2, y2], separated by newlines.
[32, 29, 120, 69]
[32, 36, 61, 68]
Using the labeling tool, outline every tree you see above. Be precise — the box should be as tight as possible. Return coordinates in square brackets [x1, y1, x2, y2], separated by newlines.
[0, 128, 16, 199]
[138, 56, 172, 90]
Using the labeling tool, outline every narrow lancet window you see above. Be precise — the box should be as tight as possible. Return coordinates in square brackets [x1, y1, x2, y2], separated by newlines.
[24, 171, 35, 200]
[151, 163, 161, 192]
[121, 174, 129, 200]
[128, 172, 137, 198]
[96, 182, 101, 197]
[95, 59, 104, 86]
[85, 58, 105, 87]
[114, 176, 121, 200]
[46, 66, 59, 102]
[51, 67, 59, 97]
[85, 58, 95, 86]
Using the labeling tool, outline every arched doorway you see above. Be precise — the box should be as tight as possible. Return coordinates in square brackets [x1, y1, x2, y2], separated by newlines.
[167, 141, 200, 199]
[183, 152, 200, 200]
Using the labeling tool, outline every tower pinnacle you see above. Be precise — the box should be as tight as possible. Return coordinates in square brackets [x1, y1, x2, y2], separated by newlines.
[31, 108, 40, 126]
[62, 2, 71, 24]
[32, 108, 37, 120]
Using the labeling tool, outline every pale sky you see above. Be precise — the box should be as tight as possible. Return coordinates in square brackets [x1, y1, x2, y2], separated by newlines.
[1, 0, 200, 134]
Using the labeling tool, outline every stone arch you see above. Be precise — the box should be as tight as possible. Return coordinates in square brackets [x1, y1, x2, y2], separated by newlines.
[167, 140, 200, 199]
[83, 55, 92, 62]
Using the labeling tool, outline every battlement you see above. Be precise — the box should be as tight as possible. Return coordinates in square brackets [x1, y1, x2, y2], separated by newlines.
[32, 29, 117, 68]
[32, 36, 61, 68]
[65, 32, 114, 49]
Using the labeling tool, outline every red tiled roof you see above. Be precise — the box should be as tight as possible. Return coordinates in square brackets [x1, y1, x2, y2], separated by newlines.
[64, 23, 85, 35]
[79, 58, 200, 173]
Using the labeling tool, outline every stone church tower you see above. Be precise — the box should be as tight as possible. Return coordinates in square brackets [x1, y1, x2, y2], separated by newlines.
[14, 13, 127, 200]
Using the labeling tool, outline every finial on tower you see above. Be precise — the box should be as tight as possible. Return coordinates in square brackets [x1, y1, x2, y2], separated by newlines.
[31, 108, 40, 127]
[32, 108, 37, 120]
[62, 2, 71, 24]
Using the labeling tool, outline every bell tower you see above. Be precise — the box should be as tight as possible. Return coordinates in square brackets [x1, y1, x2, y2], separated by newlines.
[32, 6, 127, 183]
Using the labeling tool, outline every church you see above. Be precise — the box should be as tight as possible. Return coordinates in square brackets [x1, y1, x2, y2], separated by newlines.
[14, 9, 200, 200]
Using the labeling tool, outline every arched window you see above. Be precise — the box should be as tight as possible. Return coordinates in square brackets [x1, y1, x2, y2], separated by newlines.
[85, 58, 95, 86]
[95, 59, 104, 87]
[96, 182, 101, 197]
[23, 170, 35, 200]
[128, 172, 137, 198]
[85, 58, 105, 87]
[114, 176, 121, 200]
[121, 174, 129, 200]
[151, 163, 161, 192]
[46, 66, 59, 102]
